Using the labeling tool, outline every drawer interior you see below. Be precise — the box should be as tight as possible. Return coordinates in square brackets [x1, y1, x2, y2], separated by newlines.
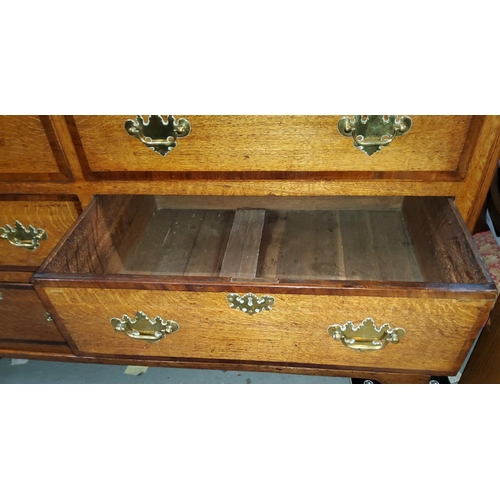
[40, 195, 491, 285]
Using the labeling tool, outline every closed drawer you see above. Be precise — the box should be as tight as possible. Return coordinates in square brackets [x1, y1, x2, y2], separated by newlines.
[70, 115, 472, 180]
[42, 287, 491, 373]
[0, 285, 67, 343]
[0, 199, 81, 270]
[33, 194, 497, 375]
[0, 116, 72, 181]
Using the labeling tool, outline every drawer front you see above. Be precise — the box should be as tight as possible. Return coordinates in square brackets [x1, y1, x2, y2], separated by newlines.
[0, 287, 67, 343]
[73, 115, 471, 178]
[43, 287, 488, 373]
[0, 116, 72, 181]
[0, 200, 80, 269]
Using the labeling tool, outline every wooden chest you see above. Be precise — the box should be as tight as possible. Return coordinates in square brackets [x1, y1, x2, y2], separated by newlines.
[34, 193, 495, 376]
[2, 115, 500, 382]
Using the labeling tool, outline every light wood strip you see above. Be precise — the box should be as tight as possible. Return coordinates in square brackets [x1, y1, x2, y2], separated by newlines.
[153, 196, 404, 211]
[220, 210, 266, 279]
[256, 210, 288, 279]
[0, 179, 461, 199]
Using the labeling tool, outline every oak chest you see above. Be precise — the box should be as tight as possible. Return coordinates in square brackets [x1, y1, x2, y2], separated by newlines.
[2, 115, 500, 383]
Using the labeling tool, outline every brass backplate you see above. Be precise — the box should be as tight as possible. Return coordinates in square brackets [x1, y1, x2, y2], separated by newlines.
[111, 311, 179, 342]
[124, 115, 191, 156]
[338, 115, 412, 156]
[0, 220, 48, 251]
[227, 292, 274, 315]
[327, 317, 405, 351]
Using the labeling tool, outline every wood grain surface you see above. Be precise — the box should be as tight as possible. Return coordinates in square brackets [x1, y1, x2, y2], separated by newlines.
[0, 342, 72, 354]
[38, 195, 492, 288]
[0, 286, 67, 342]
[1, 115, 498, 231]
[220, 210, 265, 278]
[48, 115, 86, 182]
[455, 115, 500, 230]
[152, 195, 405, 211]
[2, 114, 499, 376]
[0, 271, 33, 283]
[0, 178, 473, 211]
[43, 287, 492, 373]
[0, 344, 432, 382]
[403, 197, 490, 284]
[72, 115, 471, 174]
[0, 200, 81, 268]
[0, 116, 72, 181]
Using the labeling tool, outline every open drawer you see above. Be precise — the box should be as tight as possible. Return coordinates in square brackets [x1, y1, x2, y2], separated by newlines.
[33, 195, 497, 376]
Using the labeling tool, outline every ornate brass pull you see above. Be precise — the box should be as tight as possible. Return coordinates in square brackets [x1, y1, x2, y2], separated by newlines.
[338, 115, 412, 156]
[0, 220, 48, 251]
[124, 115, 191, 157]
[227, 293, 274, 315]
[327, 318, 405, 351]
[111, 311, 179, 342]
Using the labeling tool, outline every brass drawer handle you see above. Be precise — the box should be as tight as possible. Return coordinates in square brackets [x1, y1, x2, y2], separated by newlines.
[0, 220, 48, 251]
[111, 311, 179, 342]
[125, 115, 191, 157]
[327, 318, 405, 351]
[338, 115, 412, 156]
[227, 293, 274, 315]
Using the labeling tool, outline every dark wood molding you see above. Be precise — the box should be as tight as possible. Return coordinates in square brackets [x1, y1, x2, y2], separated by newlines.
[0, 347, 438, 382]
[0, 338, 68, 346]
[0, 193, 80, 203]
[33, 275, 497, 300]
[34, 286, 81, 354]
[40, 115, 74, 182]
